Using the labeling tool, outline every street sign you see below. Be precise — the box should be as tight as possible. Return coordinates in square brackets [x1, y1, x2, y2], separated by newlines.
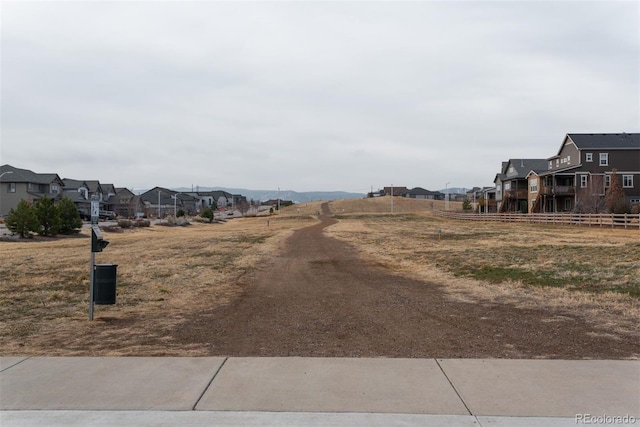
[91, 196, 99, 225]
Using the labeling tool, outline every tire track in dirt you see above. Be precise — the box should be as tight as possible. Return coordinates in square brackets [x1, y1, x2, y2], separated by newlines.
[179, 203, 639, 359]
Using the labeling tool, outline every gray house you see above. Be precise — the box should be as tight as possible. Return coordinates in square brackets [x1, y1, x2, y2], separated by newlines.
[533, 133, 640, 213]
[0, 164, 65, 217]
[61, 178, 107, 219]
[140, 187, 199, 217]
[496, 159, 548, 213]
[405, 187, 444, 200]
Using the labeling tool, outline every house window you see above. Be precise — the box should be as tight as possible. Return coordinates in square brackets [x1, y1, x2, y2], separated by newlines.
[585, 153, 593, 162]
[51, 184, 59, 193]
[548, 161, 553, 169]
[530, 179, 538, 192]
[8, 183, 16, 193]
[605, 175, 611, 188]
[623, 175, 633, 188]
[565, 199, 572, 211]
[580, 175, 588, 188]
[599, 153, 608, 166]
[504, 182, 511, 190]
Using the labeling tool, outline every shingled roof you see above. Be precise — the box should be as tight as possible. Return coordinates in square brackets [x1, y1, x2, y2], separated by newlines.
[566, 133, 639, 151]
[0, 164, 62, 185]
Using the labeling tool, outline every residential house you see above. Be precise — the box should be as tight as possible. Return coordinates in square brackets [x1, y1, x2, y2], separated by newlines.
[0, 164, 65, 217]
[497, 159, 548, 213]
[62, 178, 106, 219]
[107, 188, 139, 218]
[534, 133, 640, 213]
[405, 187, 444, 200]
[480, 187, 497, 213]
[493, 162, 508, 213]
[101, 184, 117, 204]
[185, 191, 218, 212]
[140, 187, 199, 217]
[210, 190, 233, 210]
[383, 186, 409, 197]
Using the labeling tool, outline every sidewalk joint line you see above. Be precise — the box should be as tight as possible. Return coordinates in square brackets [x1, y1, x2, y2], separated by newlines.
[0, 356, 32, 373]
[192, 357, 228, 411]
[435, 358, 477, 421]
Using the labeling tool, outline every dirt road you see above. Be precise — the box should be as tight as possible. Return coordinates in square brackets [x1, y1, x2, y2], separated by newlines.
[179, 204, 638, 359]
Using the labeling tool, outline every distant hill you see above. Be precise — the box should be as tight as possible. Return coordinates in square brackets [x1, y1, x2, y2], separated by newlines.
[172, 187, 366, 204]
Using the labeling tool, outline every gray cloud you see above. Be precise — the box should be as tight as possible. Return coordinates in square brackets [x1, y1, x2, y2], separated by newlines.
[2, 0, 638, 193]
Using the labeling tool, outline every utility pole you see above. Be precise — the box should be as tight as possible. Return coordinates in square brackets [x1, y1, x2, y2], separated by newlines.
[391, 184, 394, 213]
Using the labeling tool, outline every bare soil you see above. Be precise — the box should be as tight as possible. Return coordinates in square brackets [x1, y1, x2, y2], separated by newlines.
[178, 203, 639, 359]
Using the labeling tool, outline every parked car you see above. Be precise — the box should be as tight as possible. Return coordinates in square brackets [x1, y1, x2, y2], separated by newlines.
[99, 210, 116, 220]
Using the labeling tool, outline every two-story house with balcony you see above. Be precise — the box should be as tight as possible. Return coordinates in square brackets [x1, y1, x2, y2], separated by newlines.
[531, 133, 640, 213]
[497, 159, 548, 213]
[0, 164, 65, 217]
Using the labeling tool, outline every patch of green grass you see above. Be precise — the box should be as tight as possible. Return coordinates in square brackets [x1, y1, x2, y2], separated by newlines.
[457, 265, 566, 288]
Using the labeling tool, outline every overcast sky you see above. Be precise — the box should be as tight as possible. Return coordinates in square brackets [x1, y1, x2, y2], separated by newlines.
[1, 1, 638, 193]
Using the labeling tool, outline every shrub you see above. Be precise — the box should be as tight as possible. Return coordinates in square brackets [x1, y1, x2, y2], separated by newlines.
[200, 208, 214, 223]
[118, 219, 133, 228]
[56, 197, 83, 234]
[176, 208, 185, 217]
[6, 200, 39, 238]
[133, 219, 150, 227]
[604, 169, 630, 214]
[34, 195, 60, 236]
[176, 217, 190, 226]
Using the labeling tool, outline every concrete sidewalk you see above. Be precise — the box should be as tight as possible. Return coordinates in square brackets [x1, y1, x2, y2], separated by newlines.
[1, 357, 638, 426]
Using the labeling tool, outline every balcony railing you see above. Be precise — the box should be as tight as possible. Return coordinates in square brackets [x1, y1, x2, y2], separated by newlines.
[503, 189, 528, 199]
[540, 186, 575, 196]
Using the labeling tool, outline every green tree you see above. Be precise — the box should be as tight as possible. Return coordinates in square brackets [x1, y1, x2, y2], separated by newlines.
[200, 208, 214, 223]
[34, 195, 61, 236]
[176, 208, 185, 218]
[604, 169, 629, 214]
[6, 200, 39, 238]
[56, 197, 83, 234]
[462, 199, 473, 211]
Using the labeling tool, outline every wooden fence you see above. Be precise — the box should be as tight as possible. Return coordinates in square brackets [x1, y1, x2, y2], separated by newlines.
[434, 210, 640, 229]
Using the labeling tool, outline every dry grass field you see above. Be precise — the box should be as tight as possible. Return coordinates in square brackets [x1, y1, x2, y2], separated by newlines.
[326, 197, 640, 339]
[1, 196, 638, 356]
[0, 213, 319, 355]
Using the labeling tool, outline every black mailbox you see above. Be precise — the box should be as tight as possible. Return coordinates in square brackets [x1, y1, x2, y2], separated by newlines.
[91, 226, 109, 252]
[94, 264, 117, 305]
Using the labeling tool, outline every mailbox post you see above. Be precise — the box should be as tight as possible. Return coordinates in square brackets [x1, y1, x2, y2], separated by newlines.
[89, 196, 109, 320]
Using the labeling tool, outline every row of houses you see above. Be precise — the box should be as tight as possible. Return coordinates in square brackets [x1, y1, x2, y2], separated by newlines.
[369, 186, 449, 200]
[479, 133, 640, 213]
[0, 164, 247, 219]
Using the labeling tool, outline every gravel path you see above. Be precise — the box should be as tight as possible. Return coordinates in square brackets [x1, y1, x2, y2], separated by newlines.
[179, 203, 639, 359]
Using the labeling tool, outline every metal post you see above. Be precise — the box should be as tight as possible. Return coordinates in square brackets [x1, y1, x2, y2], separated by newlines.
[89, 195, 99, 320]
[391, 184, 394, 213]
[89, 252, 95, 320]
[158, 190, 161, 218]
